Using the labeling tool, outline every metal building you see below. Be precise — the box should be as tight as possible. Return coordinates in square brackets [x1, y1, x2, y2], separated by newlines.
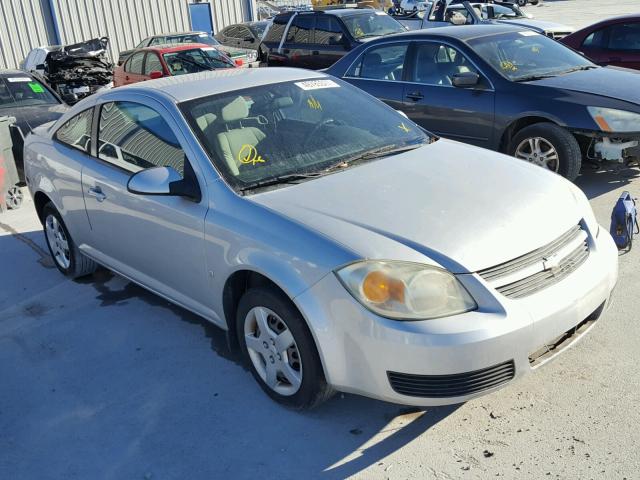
[0, 0, 257, 70]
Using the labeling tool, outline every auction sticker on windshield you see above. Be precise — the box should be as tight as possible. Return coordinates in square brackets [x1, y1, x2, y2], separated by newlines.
[295, 79, 340, 90]
[6, 77, 31, 82]
[519, 31, 538, 36]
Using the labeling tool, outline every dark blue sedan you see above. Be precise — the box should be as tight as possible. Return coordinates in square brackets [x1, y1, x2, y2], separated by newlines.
[325, 24, 640, 180]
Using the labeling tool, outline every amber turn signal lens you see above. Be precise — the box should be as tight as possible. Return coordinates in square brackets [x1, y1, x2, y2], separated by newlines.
[594, 115, 612, 132]
[362, 271, 405, 304]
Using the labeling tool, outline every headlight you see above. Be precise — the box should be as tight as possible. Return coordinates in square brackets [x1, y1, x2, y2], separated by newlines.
[587, 106, 640, 133]
[335, 261, 477, 320]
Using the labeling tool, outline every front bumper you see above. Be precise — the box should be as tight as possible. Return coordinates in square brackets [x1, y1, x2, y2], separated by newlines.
[294, 226, 618, 406]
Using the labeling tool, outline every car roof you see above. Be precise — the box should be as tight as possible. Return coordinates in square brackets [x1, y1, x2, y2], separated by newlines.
[117, 67, 327, 103]
[142, 43, 213, 53]
[390, 23, 531, 41]
[578, 14, 640, 30]
[0, 70, 33, 77]
[276, 8, 383, 19]
[148, 31, 208, 39]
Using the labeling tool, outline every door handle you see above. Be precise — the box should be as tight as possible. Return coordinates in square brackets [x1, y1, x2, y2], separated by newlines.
[406, 91, 424, 101]
[125, 75, 129, 80]
[88, 186, 106, 202]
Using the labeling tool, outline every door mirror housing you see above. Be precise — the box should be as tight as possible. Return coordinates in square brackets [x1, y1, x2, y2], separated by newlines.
[244, 36, 255, 43]
[149, 70, 163, 79]
[452, 71, 480, 87]
[127, 166, 200, 201]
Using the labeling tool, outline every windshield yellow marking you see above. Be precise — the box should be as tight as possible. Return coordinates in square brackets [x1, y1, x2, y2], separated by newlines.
[500, 60, 518, 72]
[307, 95, 322, 110]
[398, 122, 410, 133]
[238, 144, 266, 165]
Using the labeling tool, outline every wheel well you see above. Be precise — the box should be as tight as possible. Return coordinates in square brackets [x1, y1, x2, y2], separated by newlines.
[33, 191, 52, 224]
[499, 116, 557, 153]
[223, 270, 291, 349]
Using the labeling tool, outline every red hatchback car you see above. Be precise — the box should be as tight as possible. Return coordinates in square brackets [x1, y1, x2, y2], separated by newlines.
[113, 43, 237, 87]
[561, 15, 640, 71]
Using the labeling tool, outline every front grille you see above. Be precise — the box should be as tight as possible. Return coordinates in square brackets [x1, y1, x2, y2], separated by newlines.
[387, 360, 515, 398]
[478, 225, 589, 299]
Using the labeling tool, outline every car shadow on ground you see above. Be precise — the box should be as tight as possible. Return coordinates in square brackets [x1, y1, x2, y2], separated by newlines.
[576, 164, 639, 200]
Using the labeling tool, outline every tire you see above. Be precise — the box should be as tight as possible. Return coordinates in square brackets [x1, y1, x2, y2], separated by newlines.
[509, 122, 582, 181]
[236, 286, 333, 409]
[42, 202, 97, 278]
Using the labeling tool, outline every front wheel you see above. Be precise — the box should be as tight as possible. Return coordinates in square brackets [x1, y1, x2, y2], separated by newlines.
[236, 287, 333, 409]
[509, 122, 582, 181]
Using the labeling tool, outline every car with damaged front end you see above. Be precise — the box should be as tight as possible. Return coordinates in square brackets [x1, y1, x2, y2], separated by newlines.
[23, 68, 618, 409]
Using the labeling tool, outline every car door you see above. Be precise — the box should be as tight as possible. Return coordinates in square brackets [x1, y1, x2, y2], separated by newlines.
[282, 14, 315, 68]
[122, 52, 147, 85]
[402, 41, 495, 147]
[581, 22, 640, 70]
[312, 15, 350, 69]
[143, 52, 165, 78]
[262, 15, 291, 66]
[342, 41, 411, 111]
[81, 99, 210, 312]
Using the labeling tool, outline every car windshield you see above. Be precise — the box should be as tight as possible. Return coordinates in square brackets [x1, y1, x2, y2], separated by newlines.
[469, 31, 594, 81]
[167, 33, 221, 46]
[342, 12, 406, 39]
[481, 4, 526, 19]
[0, 77, 58, 108]
[251, 22, 268, 38]
[163, 48, 235, 75]
[180, 78, 432, 193]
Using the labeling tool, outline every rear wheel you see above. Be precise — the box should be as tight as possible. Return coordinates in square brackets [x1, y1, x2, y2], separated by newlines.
[509, 122, 582, 181]
[5, 186, 23, 210]
[236, 287, 333, 409]
[42, 202, 97, 278]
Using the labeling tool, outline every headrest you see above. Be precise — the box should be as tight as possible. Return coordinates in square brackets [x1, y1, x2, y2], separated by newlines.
[273, 96, 293, 109]
[195, 112, 217, 131]
[221, 96, 249, 122]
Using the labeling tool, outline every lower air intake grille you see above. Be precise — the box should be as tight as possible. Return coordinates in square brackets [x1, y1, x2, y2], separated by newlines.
[387, 360, 515, 398]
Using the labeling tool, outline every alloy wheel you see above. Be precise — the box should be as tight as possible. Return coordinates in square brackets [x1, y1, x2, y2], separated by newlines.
[45, 214, 71, 269]
[515, 136, 560, 172]
[243, 306, 303, 396]
[5, 186, 23, 209]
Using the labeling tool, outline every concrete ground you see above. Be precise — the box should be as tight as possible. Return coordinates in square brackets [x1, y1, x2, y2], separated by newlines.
[2, 2, 640, 479]
[524, 0, 639, 29]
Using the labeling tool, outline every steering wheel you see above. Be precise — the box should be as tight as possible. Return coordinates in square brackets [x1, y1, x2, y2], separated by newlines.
[304, 118, 337, 147]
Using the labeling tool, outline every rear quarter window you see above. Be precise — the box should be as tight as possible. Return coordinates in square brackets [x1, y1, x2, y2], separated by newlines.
[263, 16, 289, 43]
[54, 109, 93, 154]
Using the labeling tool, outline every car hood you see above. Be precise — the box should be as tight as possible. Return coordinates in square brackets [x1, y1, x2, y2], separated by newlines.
[0, 103, 68, 136]
[528, 67, 640, 104]
[497, 18, 574, 33]
[250, 140, 581, 273]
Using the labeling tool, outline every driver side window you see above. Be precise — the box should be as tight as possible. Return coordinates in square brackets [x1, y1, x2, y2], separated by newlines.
[347, 43, 409, 81]
[97, 102, 186, 176]
[410, 42, 479, 86]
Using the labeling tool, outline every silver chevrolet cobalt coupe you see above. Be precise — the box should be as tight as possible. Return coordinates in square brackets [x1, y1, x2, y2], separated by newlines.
[25, 68, 618, 409]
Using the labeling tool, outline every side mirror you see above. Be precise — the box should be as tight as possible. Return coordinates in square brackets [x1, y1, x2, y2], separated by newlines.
[127, 166, 200, 201]
[62, 93, 78, 104]
[35, 63, 46, 70]
[149, 70, 163, 79]
[452, 71, 480, 87]
[244, 36, 255, 43]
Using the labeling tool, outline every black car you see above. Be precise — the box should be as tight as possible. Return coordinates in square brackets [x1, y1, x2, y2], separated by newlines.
[215, 21, 271, 51]
[260, 9, 406, 70]
[326, 24, 640, 180]
[0, 71, 68, 208]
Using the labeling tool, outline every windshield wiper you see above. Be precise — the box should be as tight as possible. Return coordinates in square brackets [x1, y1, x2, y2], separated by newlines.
[323, 143, 425, 173]
[513, 73, 559, 82]
[560, 65, 598, 74]
[238, 172, 323, 194]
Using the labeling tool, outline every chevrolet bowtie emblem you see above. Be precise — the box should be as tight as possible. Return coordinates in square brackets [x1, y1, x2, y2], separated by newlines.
[542, 252, 563, 275]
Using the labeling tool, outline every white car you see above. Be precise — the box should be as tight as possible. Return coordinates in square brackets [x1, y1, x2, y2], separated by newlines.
[401, 0, 430, 12]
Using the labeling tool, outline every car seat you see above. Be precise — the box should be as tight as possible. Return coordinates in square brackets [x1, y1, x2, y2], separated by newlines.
[216, 96, 266, 175]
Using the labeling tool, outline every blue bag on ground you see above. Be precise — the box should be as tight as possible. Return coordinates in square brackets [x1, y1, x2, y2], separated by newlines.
[610, 191, 638, 250]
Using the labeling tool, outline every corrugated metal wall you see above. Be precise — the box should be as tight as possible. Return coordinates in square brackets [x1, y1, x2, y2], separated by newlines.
[211, 0, 253, 34]
[49, 0, 192, 63]
[0, 0, 256, 70]
[0, 0, 56, 70]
